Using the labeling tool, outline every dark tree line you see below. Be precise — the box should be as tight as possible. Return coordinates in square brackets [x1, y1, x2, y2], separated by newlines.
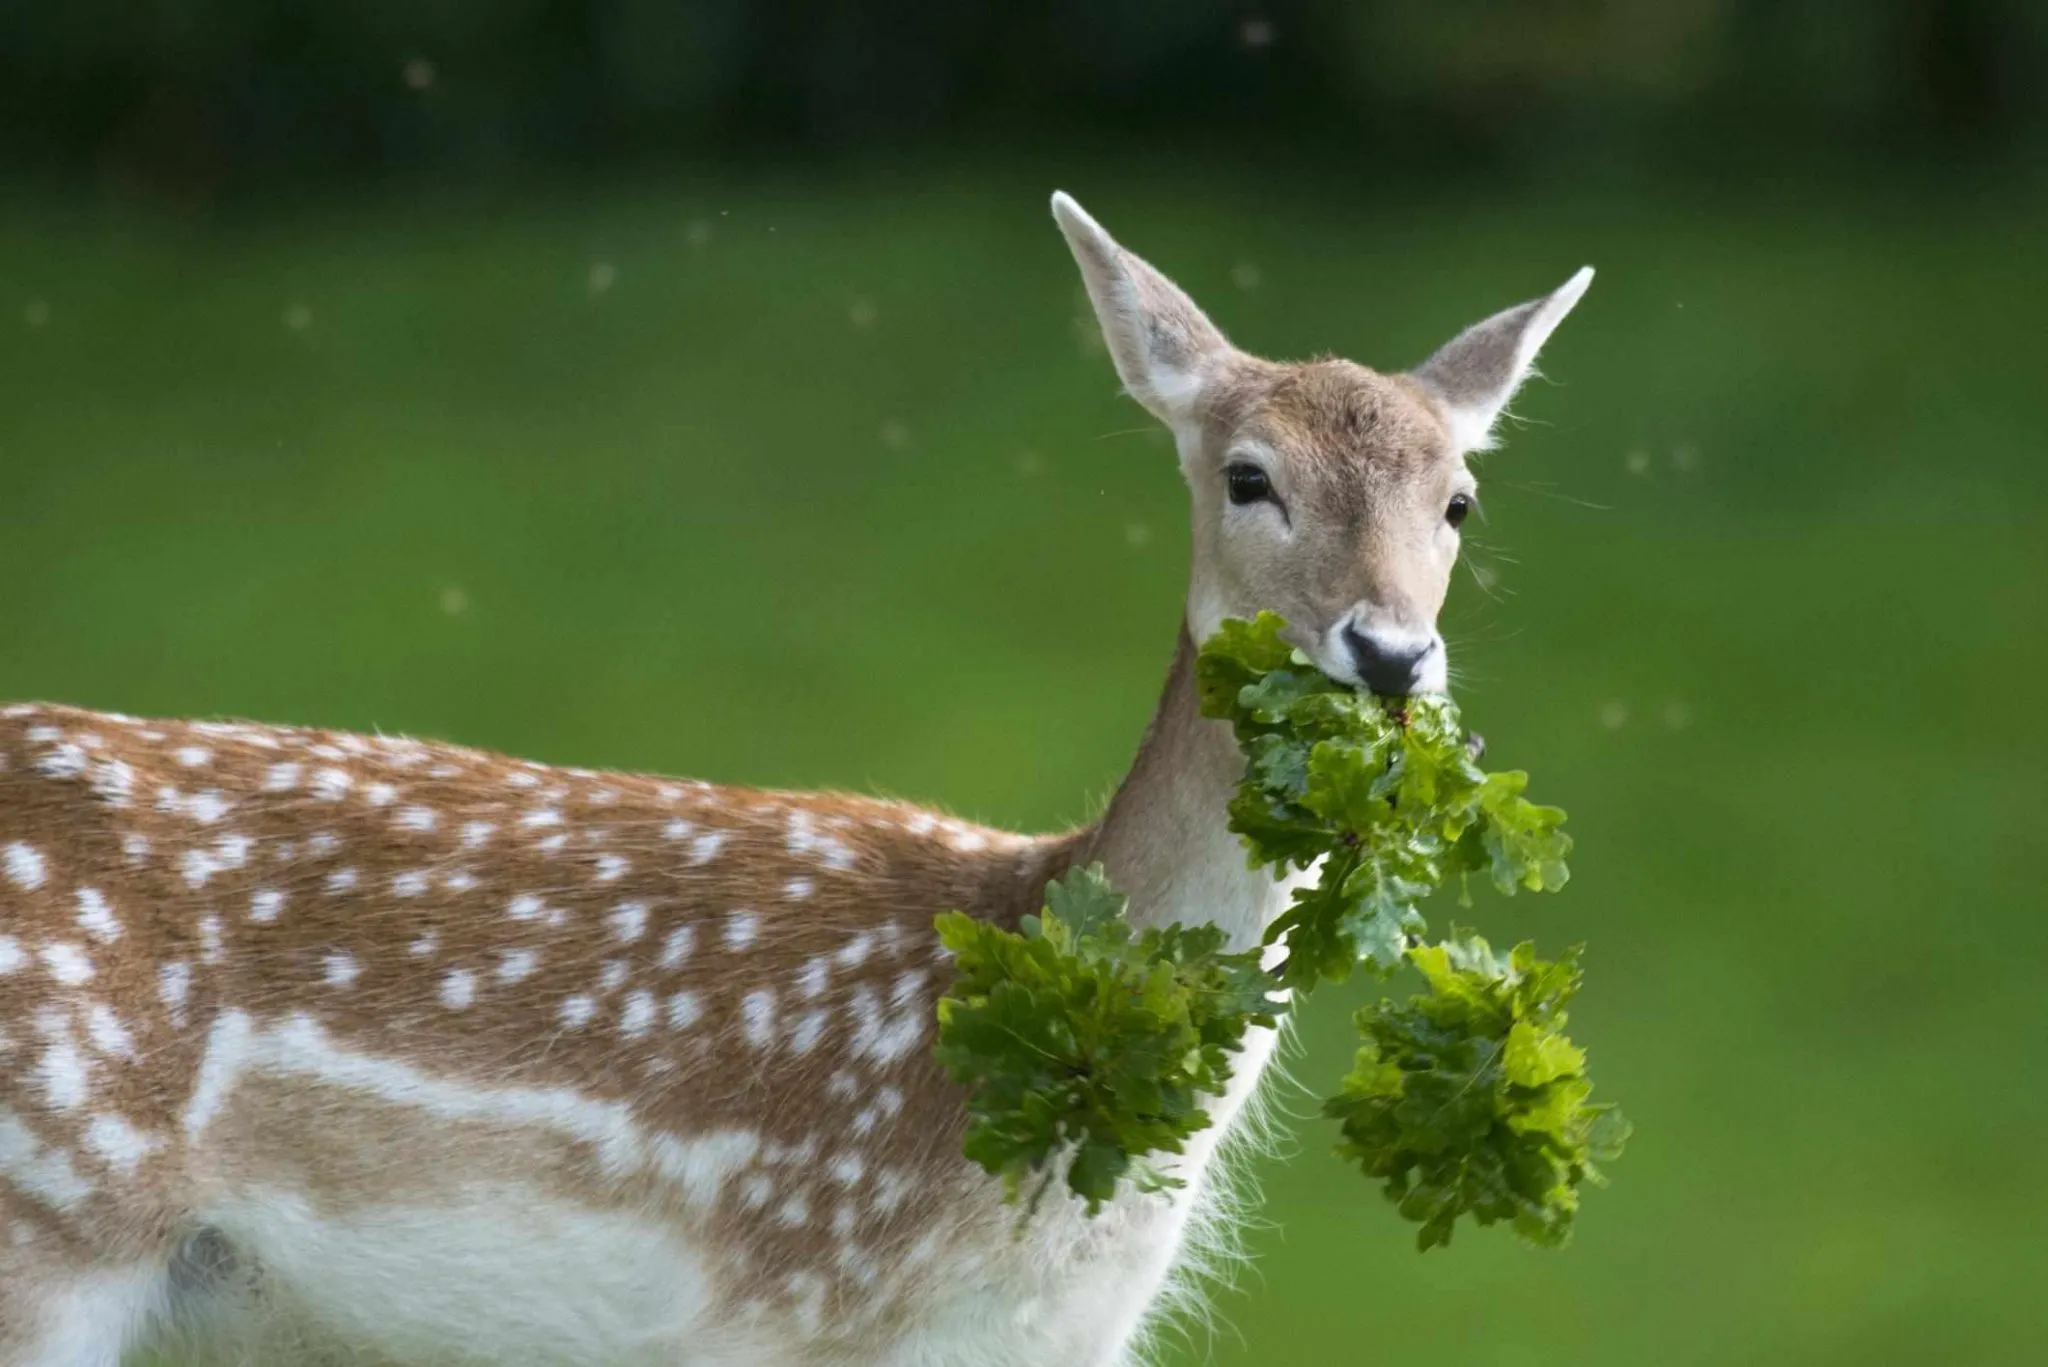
[2, 0, 2040, 203]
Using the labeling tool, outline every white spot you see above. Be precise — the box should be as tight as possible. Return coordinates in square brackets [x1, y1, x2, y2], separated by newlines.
[777, 1194, 810, 1228]
[663, 819, 694, 840]
[180, 850, 222, 889]
[497, 948, 539, 984]
[521, 807, 563, 829]
[874, 1169, 911, 1215]
[659, 925, 695, 969]
[666, 991, 702, 1030]
[877, 1086, 903, 1116]
[559, 995, 598, 1029]
[158, 962, 191, 1026]
[324, 867, 359, 893]
[797, 956, 829, 1000]
[787, 1271, 826, 1334]
[308, 832, 340, 856]
[312, 768, 353, 801]
[4, 842, 47, 890]
[689, 832, 727, 864]
[363, 782, 399, 807]
[786, 809, 858, 870]
[741, 1173, 775, 1209]
[891, 969, 927, 1009]
[198, 916, 224, 965]
[620, 991, 657, 1038]
[0, 1113, 91, 1211]
[36, 742, 88, 779]
[742, 989, 777, 1048]
[829, 1153, 865, 1185]
[789, 1010, 829, 1055]
[951, 831, 989, 852]
[848, 983, 925, 1065]
[785, 877, 814, 900]
[262, 762, 303, 792]
[121, 833, 149, 864]
[724, 909, 758, 951]
[441, 970, 477, 1010]
[461, 821, 497, 848]
[33, 1015, 90, 1111]
[90, 758, 136, 806]
[537, 833, 569, 854]
[0, 936, 24, 975]
[505, 770, 542, 789]
[827, 1071, 858, 1100]
[851, 1108, 877, 1137]
[250, 889, 286, 923]
[213, 832, 252, 870]
[176, 746, 211, 768]
[391, 870, 431, 898]
[836, 932, 874, 968]
[444, 870, 479, 894]
[600, 959, 630, 992]
[85, 1004, 135, 1059]
[84, 1115, 161, 1175]
[410, 932, 440, 957]
[40, 943, 94, 986]
[182, 1010, 252, 1141]
[322, 953, 360, 988]
[395, 805, 438, 832]
[607, 901, 649, 943]
[594, 853, 629, 883]
[75, 889, 120, 943]
[905, 812, 938, 835]
[507, 894, 545, 921]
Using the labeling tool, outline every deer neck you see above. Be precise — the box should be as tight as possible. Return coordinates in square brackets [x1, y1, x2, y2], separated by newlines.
[1081, 624, 1286, 951]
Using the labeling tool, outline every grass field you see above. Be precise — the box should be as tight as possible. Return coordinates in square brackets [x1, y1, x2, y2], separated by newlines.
[3, 167, 2045, 1365]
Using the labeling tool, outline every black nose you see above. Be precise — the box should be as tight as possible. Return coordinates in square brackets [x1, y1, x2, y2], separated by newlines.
[1343, 625, 1429, 696]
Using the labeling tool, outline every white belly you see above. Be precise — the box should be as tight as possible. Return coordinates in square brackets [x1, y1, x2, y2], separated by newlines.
[165, 1022, 1284, 1367]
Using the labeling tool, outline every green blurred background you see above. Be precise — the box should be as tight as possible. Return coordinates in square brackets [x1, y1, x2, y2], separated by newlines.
[4, 3, 2046, 1364]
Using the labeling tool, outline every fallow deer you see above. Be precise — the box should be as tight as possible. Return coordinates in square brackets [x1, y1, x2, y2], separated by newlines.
[0, 193, 1590, 1367]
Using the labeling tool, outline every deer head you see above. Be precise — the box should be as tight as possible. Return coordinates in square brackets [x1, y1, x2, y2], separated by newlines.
[1052, 192, 1591, 696]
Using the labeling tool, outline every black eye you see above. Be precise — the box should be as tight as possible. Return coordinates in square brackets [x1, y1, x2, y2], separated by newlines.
[1445, 493, 1474, 528]
[1226, 463, 1272, 506]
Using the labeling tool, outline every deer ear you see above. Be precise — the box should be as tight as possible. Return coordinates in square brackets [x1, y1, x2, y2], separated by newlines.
[1412, 267, 1594, 453]
[1051, 191, 1232, 427]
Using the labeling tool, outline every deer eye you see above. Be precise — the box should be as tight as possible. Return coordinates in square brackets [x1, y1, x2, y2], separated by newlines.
[1226, 463, 1272, 506]
[1445, 493, 1475, 528]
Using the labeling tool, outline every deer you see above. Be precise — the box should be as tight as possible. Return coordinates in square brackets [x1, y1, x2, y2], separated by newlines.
[0, 193, 1589, 1367]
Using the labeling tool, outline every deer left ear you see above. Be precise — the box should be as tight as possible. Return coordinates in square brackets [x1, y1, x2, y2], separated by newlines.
[1412, 267, 1594, 453]
[1051, 191, 1233, 429]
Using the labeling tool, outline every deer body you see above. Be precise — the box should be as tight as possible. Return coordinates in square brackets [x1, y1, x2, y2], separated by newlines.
[0, 194, 1589, 1366]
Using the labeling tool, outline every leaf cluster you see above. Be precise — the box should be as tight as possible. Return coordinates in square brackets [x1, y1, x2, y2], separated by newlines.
[1195, 613, 1572, 989]
[934, 612, 1623, 1249]
[1328, 931, 1631, 1250]
[933, 865, 1281, 1214]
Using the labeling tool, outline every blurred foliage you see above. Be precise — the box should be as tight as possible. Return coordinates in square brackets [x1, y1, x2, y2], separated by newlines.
[2, 0, 2046, 204]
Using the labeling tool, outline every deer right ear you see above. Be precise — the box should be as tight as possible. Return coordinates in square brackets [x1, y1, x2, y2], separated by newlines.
[1412, 267, 1594, 453]
[1052, 192, 1231, 428]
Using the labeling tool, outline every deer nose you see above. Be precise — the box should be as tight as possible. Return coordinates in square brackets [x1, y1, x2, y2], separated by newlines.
[1342, 625, 1432, 697]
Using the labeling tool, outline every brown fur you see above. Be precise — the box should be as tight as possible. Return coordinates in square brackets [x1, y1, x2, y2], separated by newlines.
[0, 701, 1093, 1346]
